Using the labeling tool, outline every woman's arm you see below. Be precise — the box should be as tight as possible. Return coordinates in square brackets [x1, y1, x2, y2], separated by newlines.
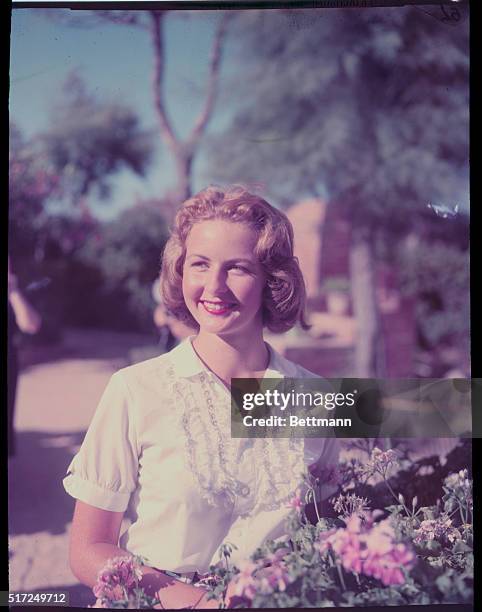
[69, 501, 217, 609]
[69, 500, 126, 587]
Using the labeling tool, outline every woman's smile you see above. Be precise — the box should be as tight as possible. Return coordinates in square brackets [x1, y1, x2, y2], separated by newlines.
[200, 299, 238, 315]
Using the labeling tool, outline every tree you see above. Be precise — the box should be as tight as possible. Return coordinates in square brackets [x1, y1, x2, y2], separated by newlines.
[42, 9, 232, 209]
[9, 122, 61, 261]
[208, 7, 469, 376]
[39, 69, 153, 206]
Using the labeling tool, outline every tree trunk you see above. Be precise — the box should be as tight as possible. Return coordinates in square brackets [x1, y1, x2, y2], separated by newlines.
[350, 230, 383, 378]
[174, 150, 193, 204]
[149, 10, 231, 212]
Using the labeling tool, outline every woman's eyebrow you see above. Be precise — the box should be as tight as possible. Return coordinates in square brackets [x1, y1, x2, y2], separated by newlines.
[226, 258, 257, 266]
[186, 254, 210, 261]
[186, 254, 256, 265]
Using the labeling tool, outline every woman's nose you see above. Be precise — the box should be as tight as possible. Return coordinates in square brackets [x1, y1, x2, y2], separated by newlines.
[206, 268, 228, 294]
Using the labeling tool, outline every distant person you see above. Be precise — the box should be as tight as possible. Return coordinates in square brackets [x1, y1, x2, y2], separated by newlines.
[152, 278, 193, 352]
[8, 257, 42, 458]
[151, 278, 177, 353]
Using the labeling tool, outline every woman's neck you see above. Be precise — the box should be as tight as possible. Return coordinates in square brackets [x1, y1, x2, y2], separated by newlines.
[192, 331, 270, 386]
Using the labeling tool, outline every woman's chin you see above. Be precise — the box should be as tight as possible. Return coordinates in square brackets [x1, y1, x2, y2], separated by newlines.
[190, 305, 263, 337]
[198, 318, 236, 334]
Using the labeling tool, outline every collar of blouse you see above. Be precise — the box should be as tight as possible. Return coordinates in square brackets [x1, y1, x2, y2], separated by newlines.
[169, 335, 299, 380]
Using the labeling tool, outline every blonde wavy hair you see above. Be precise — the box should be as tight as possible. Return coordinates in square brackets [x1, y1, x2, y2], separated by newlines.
[160, 185, 310, 333]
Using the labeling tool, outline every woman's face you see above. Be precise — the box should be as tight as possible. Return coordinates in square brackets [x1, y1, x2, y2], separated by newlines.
[182, 219, 266, 339]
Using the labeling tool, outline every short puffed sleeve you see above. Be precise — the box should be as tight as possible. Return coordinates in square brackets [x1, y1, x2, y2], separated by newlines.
[63, 372, 139, 512]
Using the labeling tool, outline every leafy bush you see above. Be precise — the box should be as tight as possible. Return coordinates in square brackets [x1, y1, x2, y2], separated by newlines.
[78, 201, 169, 332]
[204, 447, 473, 608]
[397, 240, 469, 350]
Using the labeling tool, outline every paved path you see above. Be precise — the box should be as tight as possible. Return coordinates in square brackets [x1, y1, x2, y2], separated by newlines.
[8, 329, 158, 608]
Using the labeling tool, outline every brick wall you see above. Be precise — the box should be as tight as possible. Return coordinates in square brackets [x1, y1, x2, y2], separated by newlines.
[287, 201, 416, 377]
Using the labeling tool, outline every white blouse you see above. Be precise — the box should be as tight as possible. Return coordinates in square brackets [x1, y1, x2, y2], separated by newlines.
[63, 337, 340, 574]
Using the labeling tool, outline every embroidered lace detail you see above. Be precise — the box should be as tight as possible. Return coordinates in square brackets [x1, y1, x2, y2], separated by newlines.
[250, 436, 305, 516]
[168, 364, 306, 516]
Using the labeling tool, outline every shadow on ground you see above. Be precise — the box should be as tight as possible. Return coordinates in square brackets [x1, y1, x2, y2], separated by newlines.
[8, 431, 85, 536]
[18, 327, 160, 371]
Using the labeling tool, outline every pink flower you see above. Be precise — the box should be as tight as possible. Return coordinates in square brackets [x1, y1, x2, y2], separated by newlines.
[261, 563, 292, 593]
[92, 556, 143, 603]
[287, 490, 304, 514]
[233, 561, 259, 601]
[340, 540, 364, 574]
[316, 512, 414, 587]
[232, 553, 294, 602]
[362, 541, 414, 586]
[345, 513, 364, 534]
[364, 520, 395, 555]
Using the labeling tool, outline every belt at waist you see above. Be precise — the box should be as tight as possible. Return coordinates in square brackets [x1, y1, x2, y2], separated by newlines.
[154, 569, 202, 587]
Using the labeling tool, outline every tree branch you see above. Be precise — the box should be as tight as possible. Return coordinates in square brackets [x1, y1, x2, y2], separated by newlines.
[186, 12, 232, 153]
[149, 10, 180, 155]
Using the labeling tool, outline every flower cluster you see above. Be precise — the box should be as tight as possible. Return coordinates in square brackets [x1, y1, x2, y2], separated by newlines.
[413, 517, 461, 546]
[444, 469, 470, 489]
[332, 493, 370, 520]
[91, 556, 144, 607]
[232, 549, 293, 602]
[444, 469, 472, 503]
[317, 512, 414, 586]
[357, 448, 400, 480]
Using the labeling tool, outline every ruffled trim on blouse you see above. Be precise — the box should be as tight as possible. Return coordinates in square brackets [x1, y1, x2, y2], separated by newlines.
[167, 364, 306, 517]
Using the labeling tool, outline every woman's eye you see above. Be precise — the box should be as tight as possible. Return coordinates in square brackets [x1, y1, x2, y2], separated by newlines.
[192, 261, 208, 268]
[230, 265, 250, 273]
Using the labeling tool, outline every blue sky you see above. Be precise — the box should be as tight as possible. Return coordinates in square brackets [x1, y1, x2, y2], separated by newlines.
[10, 9, 241, 219]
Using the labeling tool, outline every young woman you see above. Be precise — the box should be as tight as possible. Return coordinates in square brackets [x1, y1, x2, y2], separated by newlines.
[63, 186, 340, 609]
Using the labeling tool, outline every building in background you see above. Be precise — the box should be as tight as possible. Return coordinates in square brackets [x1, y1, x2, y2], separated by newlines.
[270, 198, 416, 379]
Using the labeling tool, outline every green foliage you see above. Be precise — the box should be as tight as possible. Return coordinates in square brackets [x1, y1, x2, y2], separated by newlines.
[9, 117, 163, 335]
[211, 8, 468, 230]
[397, 239, 469, 347]
[203, 450, 473, 608]
[9, 123, 61, 260]
[209, 8, 469, 367]
[39, 70, 153, 202]
[78, 201, 169, 332]
[10, 200, 168, 336]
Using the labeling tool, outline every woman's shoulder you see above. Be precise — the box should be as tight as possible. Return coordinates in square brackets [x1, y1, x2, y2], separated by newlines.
[113, 346, 178, 389]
